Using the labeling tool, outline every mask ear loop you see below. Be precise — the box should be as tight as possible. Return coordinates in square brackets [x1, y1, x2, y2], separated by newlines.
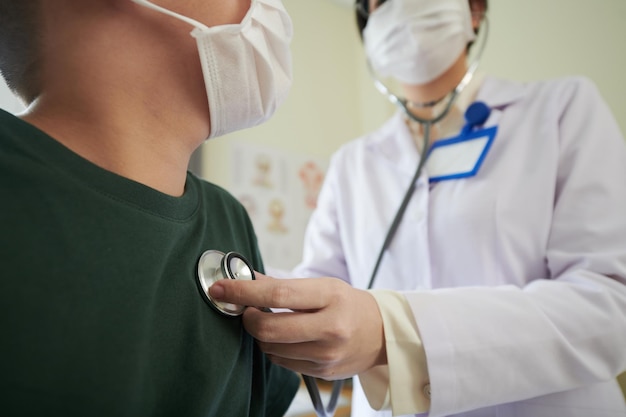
[130, 0, 213, 30]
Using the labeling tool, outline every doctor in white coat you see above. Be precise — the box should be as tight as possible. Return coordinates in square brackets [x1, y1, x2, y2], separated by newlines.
[208, 0, 626, 416]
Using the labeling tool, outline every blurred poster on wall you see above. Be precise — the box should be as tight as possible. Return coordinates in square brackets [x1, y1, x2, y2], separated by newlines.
[229, 142, 328, 272]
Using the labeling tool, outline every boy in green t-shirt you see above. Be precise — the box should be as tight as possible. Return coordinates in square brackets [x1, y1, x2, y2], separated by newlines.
[0, 0, 299, 415]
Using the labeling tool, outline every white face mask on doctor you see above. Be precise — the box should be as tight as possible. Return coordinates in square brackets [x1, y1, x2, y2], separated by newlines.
[363, 0, 475, 86]
[131, 0, 293, 138]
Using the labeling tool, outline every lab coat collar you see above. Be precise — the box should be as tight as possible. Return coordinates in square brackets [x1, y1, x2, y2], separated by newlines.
[366, 76, 527, 178]
[477, 76, 526, 109]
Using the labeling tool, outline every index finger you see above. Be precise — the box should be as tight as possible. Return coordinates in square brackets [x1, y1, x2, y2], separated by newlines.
[208, 273, 338, 311]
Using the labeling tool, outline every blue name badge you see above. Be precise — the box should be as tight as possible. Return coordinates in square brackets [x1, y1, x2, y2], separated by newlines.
[426, 125, 497, 183]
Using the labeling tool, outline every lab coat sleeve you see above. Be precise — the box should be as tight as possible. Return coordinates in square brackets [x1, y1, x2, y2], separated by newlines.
[359, 290, 431, 415]
[403, 78, 626, 416]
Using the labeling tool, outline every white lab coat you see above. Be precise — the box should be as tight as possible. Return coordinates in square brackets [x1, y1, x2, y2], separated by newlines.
[293, 76, 626, 417]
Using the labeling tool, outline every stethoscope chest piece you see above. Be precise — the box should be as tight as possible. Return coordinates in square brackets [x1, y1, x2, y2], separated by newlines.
[196, 250, 256, 316]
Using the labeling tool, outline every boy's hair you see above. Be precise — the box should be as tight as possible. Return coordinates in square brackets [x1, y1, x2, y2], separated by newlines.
[0, 2, 42, 104]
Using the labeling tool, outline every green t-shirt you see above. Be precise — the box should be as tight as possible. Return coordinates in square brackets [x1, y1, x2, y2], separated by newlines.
[0, 109, 299, 416]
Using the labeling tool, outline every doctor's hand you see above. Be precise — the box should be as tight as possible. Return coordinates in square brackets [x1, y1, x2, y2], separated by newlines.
[209, 273, 387, 380]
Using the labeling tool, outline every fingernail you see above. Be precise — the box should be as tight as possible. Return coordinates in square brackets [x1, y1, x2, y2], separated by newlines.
[209, 283, 224, 299]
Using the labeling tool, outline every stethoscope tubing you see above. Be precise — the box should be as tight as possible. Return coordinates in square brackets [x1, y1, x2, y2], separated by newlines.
[366, 121, 433, 290]
[303, 375, 344, 417]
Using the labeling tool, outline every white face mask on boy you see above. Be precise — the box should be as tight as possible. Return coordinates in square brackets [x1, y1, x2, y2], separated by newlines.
[131, 0, 293, 138]
[363, 0, 475, 86]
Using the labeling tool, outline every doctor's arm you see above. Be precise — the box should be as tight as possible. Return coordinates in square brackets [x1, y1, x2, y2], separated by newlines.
[208, 274, 432, 414]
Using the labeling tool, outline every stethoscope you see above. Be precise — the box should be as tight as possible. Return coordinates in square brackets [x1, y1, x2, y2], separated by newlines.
[194, 11, 492, 416]
[196, 250, 344, 417]
[365, 13, 491, 290]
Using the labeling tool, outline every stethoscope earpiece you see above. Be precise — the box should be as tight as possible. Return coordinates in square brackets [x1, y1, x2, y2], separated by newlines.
[196, 250, 255, 316]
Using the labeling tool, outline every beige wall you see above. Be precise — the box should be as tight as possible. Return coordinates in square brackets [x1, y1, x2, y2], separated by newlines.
[481, 0, 626, 131]
[202, 0, 626, 187]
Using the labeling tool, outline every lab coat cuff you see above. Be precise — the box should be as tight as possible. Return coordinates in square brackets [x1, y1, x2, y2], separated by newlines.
[358, 365, 392, 411]
[359, 289, 431, 415]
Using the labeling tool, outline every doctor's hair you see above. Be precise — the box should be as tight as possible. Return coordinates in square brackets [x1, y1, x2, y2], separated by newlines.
[355, 0, 488, 38]
[0, 1, 42, 104]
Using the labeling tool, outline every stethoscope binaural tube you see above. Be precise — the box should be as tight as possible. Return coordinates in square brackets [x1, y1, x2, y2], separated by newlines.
[366, 13, 489, 118]
[196, 250, 345, 417]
